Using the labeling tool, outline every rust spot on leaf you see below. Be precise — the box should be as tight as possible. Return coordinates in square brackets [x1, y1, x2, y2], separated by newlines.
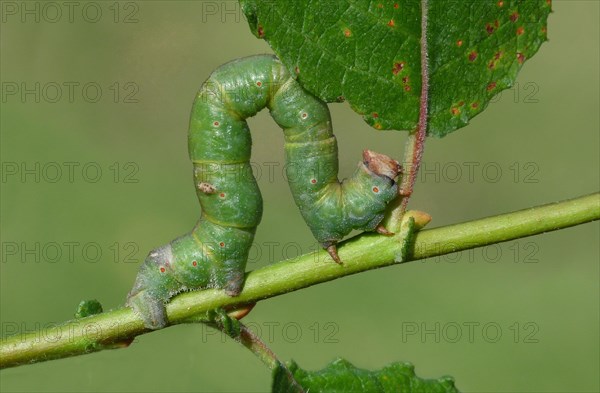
[372, 112, 379, 118]
[343, 28, 352, 38]
[468, 51, 478, 62]
[404, 85, 411, 92]
[257, 25, 264, 38]
[517, 52, 526, 64]
[487, 82, 497, 91]
[471, 102, 479, 109]
[486, 23, 495, 35]
[392, 61, 405, 75]
[457, 39, 463, 47]
[516, 26, 525, 36]
[387, 19, 395, 27]
[451, 107, 460, 116]
[510, 12, 519, 22]
[394, 3, 399, 8]
[497, 1, 504, 7]
[488, 51, 503, 69]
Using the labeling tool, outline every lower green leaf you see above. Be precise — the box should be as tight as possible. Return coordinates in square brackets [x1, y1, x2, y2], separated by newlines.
[272, 358, 459, 393]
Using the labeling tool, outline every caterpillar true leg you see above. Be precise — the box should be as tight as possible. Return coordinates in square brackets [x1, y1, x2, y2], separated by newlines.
[127, 55, 400, 329]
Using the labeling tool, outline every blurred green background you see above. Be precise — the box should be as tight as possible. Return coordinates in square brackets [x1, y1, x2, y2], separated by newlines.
[1, 1, 598, 392]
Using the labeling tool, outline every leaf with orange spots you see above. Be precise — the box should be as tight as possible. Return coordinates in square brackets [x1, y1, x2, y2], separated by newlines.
[241, 0, 551, 137]
[272, 358, 460, 392]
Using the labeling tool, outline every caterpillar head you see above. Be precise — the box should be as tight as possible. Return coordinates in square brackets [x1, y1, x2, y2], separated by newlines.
[362, 149, 401, 201]
[362, 149, 402, 182]
[333, 149, 401, 232]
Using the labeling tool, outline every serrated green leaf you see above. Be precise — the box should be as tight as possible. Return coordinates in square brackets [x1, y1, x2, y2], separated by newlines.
[241, 0, 551, 136]
[74, 299, 103, 318]
[272, 358, 460, 393]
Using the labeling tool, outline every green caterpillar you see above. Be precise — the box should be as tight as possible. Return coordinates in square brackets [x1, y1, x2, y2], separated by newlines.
[127, 55, 401, 329]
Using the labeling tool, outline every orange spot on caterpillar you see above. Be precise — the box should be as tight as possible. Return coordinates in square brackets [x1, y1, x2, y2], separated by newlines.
[310, 178, 317, 184]
[219, 242, 225, 247]
[159, 267, 166, 273]
[487, 82, 497, 91]
[372, 186, 380, 193]
[471, 102, 479, 109]
[192, 260, 197, 267]
[343, 28, 352, 38]
[392, 62, 405, 75]
[257, 25, 264, 38]
[517, 52, 526, 64]
[213, 121, 220, 126]
[456, 39, 463, 47]
[510, 12, 519, 22]
[387, 19, 395, 27]
[516, 26, 525, 36]
[256, 81, 262, 87]
[468, 51, 478, 62]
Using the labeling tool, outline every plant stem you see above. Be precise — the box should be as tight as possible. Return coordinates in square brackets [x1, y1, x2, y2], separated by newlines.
[209, 306, 304, 393]
[1, 192, 598, 369]
[398, 0, 430, 213]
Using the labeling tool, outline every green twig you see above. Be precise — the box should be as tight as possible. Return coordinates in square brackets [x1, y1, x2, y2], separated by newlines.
[1, 192, 598, 369]
[205, 312, 304, 392]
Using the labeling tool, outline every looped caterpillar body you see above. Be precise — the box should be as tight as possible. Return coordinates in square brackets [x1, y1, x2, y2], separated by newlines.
[127, 55, 401, 329]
